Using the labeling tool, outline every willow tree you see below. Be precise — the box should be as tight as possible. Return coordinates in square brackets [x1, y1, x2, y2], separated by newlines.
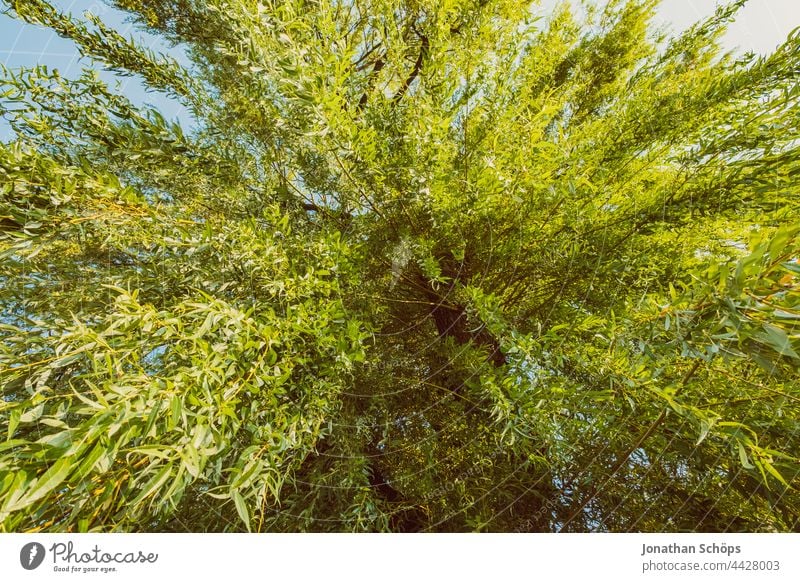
[1, 0, 799, 532]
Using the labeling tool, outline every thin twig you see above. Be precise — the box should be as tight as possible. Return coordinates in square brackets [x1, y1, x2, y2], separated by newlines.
[559, 359, 702, 530]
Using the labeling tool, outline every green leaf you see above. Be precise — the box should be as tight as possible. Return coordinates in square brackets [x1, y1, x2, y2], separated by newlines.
[696, 417, 715, 445]
[169, 395, 182, 430]
[737, 442, 755, 470]
[8, 456, 72, 512]
[73, 442, 106, 480]
[232, 490, 251, 532]
[6, 409, 20, 441]
[755, 323, 799, 360]
[181, 443, 201, 478]
[19, 403, 44, 423]
[760, 458, 789, 488]
[131, 465, 173, 506]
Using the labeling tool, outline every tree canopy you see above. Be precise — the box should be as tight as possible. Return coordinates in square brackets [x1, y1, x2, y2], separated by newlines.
[1, 0, 799, 532]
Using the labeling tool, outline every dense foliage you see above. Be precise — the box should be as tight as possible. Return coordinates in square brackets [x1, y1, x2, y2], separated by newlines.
[1, 0, 799, 532]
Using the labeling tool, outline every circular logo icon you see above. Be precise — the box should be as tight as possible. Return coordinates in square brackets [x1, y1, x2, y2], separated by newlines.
[20, 542, 46, 570]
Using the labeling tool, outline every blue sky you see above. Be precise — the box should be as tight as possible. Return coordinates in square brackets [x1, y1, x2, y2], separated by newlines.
[1, 0, 799, 138]
[0, 0, 192, 135]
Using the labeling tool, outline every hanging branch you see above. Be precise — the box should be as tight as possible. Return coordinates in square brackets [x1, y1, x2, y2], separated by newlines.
[356, 54, 386, 111]
[392, 29, 429, 104]
[559, 359, 703, 530]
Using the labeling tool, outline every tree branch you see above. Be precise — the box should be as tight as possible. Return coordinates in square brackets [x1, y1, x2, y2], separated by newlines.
[357, 54, 385, 111]
[559, 359, 703, 530]
[392, 32, 429, 104]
